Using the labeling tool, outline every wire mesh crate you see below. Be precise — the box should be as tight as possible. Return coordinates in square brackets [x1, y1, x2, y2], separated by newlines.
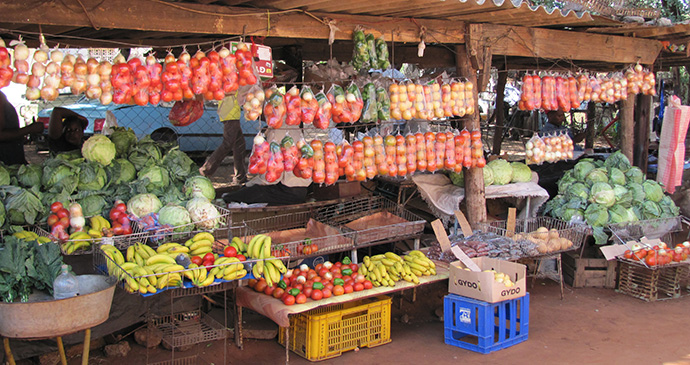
[150, 310, 226, 349]
[617, 260, 689, 301]
[315, 196, 425, 247]
[476, 216, 589, 258]
[242, 211, 355, 260]
[35, 221, 147, 255]
[137, 204, 233, 248]
[608, 216, 686, 269]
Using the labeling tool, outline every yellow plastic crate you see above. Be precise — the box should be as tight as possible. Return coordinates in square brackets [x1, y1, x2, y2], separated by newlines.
[278, 295, 392, 361]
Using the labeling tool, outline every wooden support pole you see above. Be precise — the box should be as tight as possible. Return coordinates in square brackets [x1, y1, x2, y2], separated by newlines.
[585, 102, 596, 150]
[456, 43, 487, 228]
[619, 97, 635, 163]
[633, 94, 652, 173]
[492, 71, 508, 156]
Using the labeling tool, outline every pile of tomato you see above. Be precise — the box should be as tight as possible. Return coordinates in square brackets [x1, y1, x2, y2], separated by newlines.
[248, 257, 373, 306]
[622, 241, 690, 267]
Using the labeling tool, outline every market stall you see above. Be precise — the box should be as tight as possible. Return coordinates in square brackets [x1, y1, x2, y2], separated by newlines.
[1, 0, 689, 363]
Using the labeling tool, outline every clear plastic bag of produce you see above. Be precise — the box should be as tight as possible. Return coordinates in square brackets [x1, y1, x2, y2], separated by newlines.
[375, 36, 390, 69]
[541, 75, 556, 111]
[239, 84, 265, 121]
[360, 81, 378, 124]
[464, 80, 475, 116]
[376, 84, 390, 122]
[314, 89, 332, 130]
[248, 132, 270, 175]
[452, 129, 464, 173]
[459, 128, 472, 168]
[567, 75, 580, 109]
[404, 131, 417, 174]
[337, 139, 355, 181]
[265, 141, 285, 183]
[220, 47, 239, 94]
[365, 33, 378, 70]
[429, 82, 444, 119]
[311, 140, 326, 184]
[450, 80, 466, 117]
[389, 82, 404, 120]
[293, 138, 314, 180]
[351, 26, 369, 71]
[324, 141, 339, 185]
[300, 85, 318, 125]
[414, 128, 427, 172]
[556, 76, 570, 112]
[280, 135, 300, 172]
[344, 82, 364, 123]
[235, 42, 259, 86]
[327, 84, 349, 124]
[263, 86, 286, 129]
[351, 139, 366, 181]
[372, 132, 387, 176]
[284, 85, 301, 126]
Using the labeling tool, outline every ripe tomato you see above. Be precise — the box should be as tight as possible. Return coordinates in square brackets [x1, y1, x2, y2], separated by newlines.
[247, 278, 257, 288]
[332, 285, 345, 296]
[303, 287, 313, 298]
[56, 209, 69, 219]
[114, 202, 127, 212]
[307, 271, 318, 280]
[303, 246, 312, 255]
[318, 267, 329, 277]
[237, 254, 247, 261]
[293, 284, 304, 292]
[363, 280, 373, 290]
[191, 256, 203, 265]
[47, 214, 59, 227]
[343, 284, 353, 294]
[203, 253, 215, 263]
[223, 246, 238, 257]
[50, 202, 64, 213]
[254, 279, 268, 293]
[321, 288, 332, 298]
[273, 288, 285, 299]
[353, 283, 364, 292]
[118, 215, 130, 226]
[315, 263, 323, 271]
[325, 283, 334, 291]
[311, 289, 323, 301]
[58, 216, 70, 229]
[645, 255, 657, 267]
[350, 265, 358, 273]
[295, 293, 307, 304]
[264, 285, 275, 296]
[310, 243, 319, 253]
[283, 295, 296, 306]
[334, 262, 342, 268]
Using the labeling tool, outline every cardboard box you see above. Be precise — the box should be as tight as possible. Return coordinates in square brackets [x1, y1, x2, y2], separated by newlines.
[449, 257, 527, 303]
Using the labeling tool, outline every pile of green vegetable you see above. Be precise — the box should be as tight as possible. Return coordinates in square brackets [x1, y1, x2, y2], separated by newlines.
[0, 236, 64, 302]
[450, 160, 533, 187]
[351, 27, 391, 71]
[544, 151, 680, 244]
[0, 127, 202, 229]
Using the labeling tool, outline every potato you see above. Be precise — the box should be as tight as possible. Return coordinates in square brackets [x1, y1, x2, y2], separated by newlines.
[534, 227, 549, 240]
[537, 242, 549, 254]
[549, 228, 560, 240]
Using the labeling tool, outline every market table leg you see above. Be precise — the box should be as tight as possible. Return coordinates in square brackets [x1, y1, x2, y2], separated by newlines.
[285, 324, 290, 364]
[557, 254, 564, 300]
[235, 304, 243, 349]
[56, 337, 66, 365]
[82, 328, 91, 365]
[351, 248, 358, 264]
[414, 237, 420, 250]
[3, 337, 16, 365]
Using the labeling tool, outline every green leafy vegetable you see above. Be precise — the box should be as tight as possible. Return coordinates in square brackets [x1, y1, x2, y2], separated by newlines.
[162, 147, 197, 182]
[17, 164, 42, 188]
[109, 127, 138, 157]
[82, 134, 116, 166]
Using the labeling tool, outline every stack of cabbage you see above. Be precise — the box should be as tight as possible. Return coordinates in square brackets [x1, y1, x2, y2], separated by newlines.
[0, 127, 219, 230]
[449, 159, 533, 187]
[544, 151, 679, 244]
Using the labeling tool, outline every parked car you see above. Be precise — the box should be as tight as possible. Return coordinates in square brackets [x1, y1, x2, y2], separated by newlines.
[36, 96, 261, 154]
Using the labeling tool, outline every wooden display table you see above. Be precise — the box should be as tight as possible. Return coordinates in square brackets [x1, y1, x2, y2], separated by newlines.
[234, 261, 449, 363]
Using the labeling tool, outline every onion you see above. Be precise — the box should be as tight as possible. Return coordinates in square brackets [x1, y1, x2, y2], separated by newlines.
[86, 73, 100, 86]
[193, 50, 206, 60]
[164, 54, 175, 64]
[31, 62, 45, 77]
[74, 61, 87, 76]
[71, 78, 87, 95]
[13, 44, 29, 61]
[46, 61, 59, 75]
[33, 49, 48, 64]
[253, 134, 265, 145]
[299, 264, 309, 272]
[86, 58, 99, 74]
[146, 54, 157, 66]
[323, 261, 333, 269]
[295, 275, 306, 284]
[284, 269, 294, 278]
[113, 54, 126, 64]
[98, 61, 112, 77]
[85, 85, 102, 99]
[27, 75, 40, 88]
[64, 54, 76, 64]
[14, 59, 29, 73]
[179, 51, 190, 63]
[25, 87, 40, 100]
[50, 50, 64, 63]
[255, 90, 265, 102]
[323, 272, 333, 281]
[43, 74, 59, 88]
[218, 46, 230, 58]
[100, 91, 112, 105]
[40, 86, 58, 101]
[13, 72, 28, 84]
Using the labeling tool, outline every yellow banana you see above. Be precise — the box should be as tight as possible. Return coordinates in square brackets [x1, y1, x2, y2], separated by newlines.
[167, 245, 190, 254]
[360, 264, 368, 276]
[193, 232, 215, 243]
[381, 258, 396, 267]
[189, 239, 212, 251]
[161, 264, 186, 273]
[156, 242, 180, 253]
[140, 244, 157, 259]
[143, 267, 157, 286]
[261, 237, 271, 259]
[97, 216, 111, 229]
[87, 229, 102, 238]
[385, 252, 403, 262]
[184, 239, 195, 247]
[146, 254, 177, 266]
[67, 240, 91, 254]
[126, 246, 136, 262]
[89, 217, 102, 232]
[190, 247, 213, 257]
[268, 258, 287, 274]
[197, 274, 215, 287]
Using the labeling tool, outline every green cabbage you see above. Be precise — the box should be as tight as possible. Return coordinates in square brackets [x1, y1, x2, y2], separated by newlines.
[604, 150, 631, 172]
[487, 159, 512, 185]
[510, 162, 532, 183]
[589, 182, 616, 207]
[566, 183, 589, 201]
[162, 147, 197, 182]
[42, 159, 79, 194]
[627, 182, 645, 203]
[109, 127, 138, 158]
[78, 195, 107, 217]
[17, 164, 42, 188]
[573, 160, 595, 181]
[128, 136, 162, 170]
[81, 134, 116, 166]
[1, 186, 44, 225]
[562, 207, 585, 223]
[137, 165, 170, 194]
[0, 200, 4, 228]
[158, 204, 193, 239]
[127, 193, 162, 218]
[642, 180, 664, 202]
[449, 171, 464, 187]
[612, 184, 632, 207]
[160, 183, 186, 206]
[183, 176, 216, 200]
[584, 203, 609, 227]
[483, 167, 494, 186]
[659, 195, 680, 218]
[106, 159, 137, 185]
[625, 167, 645, 184]
[0, 165, 9, 186]
[608, 167, 626, 186]
[585, 168, 608, 185]
[608, 204, 637, 224]
[186, 197, 221, 229]
[642, 201, 662, 219]
[78, 161, 107, 191]
[557, 170, 576, 194]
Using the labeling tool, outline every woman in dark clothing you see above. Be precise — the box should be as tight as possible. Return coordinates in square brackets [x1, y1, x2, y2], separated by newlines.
[0, 91, 44, 165]
[48, 107, 88, 155]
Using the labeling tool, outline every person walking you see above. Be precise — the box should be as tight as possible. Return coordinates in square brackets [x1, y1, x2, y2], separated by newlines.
[199, 93, 247, 184]
[0, 90, 43, 165]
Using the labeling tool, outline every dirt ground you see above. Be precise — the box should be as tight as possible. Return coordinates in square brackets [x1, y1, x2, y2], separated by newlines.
[49, 277, 690, 365]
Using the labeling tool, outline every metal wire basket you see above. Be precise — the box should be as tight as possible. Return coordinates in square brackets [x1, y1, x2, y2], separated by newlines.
[242, 211, 356, 260]
[608, 216, 687, 270]
[33, 221, 147, 256]
[136, 204, 233, 248]
[476, 216, 590, 258]
[315, 196, 425, 247]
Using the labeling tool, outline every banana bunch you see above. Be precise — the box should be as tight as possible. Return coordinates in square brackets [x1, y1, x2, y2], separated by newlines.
[156, 242, 191, 255]
[183, 232, 215, 257]
[360, 250, 436, 288]
[246, 234, 287, 287]
[209, 256, 248, 281]
[88, 215, 111, 237]
[226, 236, 248, 256]
[102, 244, 189, 293]
[183, 263, 215, 287]
[62, 231, 94, 254]
[12, 230, 51, 244]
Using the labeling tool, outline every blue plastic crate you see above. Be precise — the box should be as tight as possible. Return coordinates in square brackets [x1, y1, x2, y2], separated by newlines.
[444, 293, 529, 354]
